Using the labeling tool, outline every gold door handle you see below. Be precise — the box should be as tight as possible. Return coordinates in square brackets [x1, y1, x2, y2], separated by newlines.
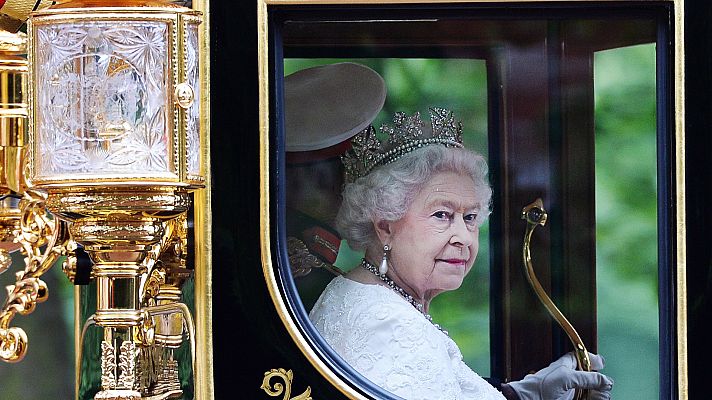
[521, 198, 591, 400]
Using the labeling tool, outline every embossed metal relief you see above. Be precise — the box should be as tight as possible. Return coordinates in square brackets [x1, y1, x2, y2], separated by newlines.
[118, 341, 139, 390]
[261, 368, 313, 400]
[101, 341, 118, 390]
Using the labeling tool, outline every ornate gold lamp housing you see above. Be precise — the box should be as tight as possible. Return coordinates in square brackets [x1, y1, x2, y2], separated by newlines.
[28, 1, 203, 399]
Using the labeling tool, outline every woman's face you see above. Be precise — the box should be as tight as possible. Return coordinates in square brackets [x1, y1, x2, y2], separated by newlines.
[377, 171, 481, 300]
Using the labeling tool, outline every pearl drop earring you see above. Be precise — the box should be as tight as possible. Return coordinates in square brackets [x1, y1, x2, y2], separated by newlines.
[379, 244, 390, 275]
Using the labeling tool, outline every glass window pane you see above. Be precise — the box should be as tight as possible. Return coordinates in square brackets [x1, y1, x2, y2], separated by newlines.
[594, 43, 659, 400]
[284, 57, 491, 375]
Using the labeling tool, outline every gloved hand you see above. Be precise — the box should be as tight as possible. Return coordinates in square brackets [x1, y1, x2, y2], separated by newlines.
[506, 352, 613, 400]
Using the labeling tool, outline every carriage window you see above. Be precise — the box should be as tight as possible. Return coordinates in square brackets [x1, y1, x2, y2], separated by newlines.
[268, 5, 678, 399]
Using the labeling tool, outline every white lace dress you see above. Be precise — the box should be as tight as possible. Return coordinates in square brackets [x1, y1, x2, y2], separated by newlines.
[309, 276, 506, 400]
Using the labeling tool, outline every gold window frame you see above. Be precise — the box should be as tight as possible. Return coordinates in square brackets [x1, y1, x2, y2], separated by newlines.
[257, 1, 687, 399]
[193, 1, 213, 397]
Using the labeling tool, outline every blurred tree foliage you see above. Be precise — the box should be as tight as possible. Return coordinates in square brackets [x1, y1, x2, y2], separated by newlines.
[594, 43, 659, 400]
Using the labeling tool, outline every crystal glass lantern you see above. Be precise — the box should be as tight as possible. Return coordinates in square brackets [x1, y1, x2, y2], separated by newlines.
[25, 2, 204, 398]
[28, 0, 203, 188]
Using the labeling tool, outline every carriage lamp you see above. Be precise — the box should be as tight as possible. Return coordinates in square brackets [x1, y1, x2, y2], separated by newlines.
[27, 1, 203, 398]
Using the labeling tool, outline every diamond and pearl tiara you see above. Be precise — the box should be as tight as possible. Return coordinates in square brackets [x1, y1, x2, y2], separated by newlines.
[342, 107, 464, 183]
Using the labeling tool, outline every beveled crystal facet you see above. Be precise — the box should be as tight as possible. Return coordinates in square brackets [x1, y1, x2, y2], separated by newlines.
[185, 21, 200, 176]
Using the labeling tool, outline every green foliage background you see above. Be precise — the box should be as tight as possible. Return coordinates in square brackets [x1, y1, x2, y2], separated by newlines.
[594, 44, 659, 400]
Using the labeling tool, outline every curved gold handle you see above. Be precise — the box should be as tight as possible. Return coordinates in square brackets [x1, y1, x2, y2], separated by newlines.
[522, 198, 591, 400]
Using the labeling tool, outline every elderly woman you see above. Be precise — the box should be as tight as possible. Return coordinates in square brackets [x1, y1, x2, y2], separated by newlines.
[309, 108, 613, 400]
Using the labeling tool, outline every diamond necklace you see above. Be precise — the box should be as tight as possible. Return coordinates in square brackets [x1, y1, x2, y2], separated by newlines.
[360, 258, 449, 336]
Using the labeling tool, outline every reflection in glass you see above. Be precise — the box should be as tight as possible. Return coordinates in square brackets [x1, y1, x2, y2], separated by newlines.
[284, 58, 491, 375]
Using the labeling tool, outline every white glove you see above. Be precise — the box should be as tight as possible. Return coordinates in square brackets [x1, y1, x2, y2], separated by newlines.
[507, 352, 613, 400]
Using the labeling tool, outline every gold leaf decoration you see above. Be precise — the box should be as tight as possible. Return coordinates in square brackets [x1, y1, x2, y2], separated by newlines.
[260, 368, 312, 400]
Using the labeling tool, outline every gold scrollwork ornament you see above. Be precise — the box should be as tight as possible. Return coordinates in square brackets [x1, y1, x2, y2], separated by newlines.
[260, 368, 313, 400]
[0, 326, 27, 362]
[0, 249, 11, 275]
[0, 190, 68, 363]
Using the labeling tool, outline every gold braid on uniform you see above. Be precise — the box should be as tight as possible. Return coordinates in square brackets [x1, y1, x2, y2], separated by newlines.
[287, 237, 342, 278]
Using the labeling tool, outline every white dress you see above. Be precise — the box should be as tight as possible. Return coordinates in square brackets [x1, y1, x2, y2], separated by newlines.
[309, 275, 506, 400]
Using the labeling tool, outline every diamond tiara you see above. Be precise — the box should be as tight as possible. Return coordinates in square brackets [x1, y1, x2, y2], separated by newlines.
[342, 107, 464, 183]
